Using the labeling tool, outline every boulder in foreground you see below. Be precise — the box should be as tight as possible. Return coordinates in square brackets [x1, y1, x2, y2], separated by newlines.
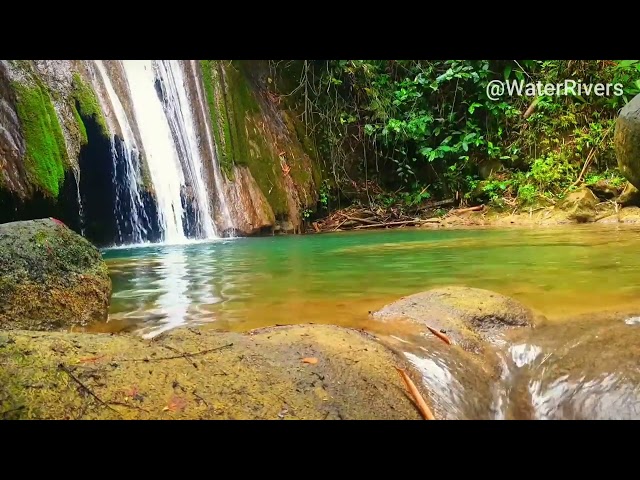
[0, 324, 429, 420]
[0, 218, 111, 331]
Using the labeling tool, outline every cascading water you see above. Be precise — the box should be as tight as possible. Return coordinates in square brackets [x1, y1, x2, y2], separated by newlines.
[119, 60, 219, 244]
[155, 60, 217, 239]
[118, 60, 186, 244]
[78, 60, 232, 245]
[72, 166, 85, 236]
[89, 60, 150, 244]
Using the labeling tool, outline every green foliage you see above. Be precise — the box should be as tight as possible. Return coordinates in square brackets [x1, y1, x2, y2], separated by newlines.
[71, 74, 108, 137]
[274, 59, 637, 208]
[13, 81, 68, 198]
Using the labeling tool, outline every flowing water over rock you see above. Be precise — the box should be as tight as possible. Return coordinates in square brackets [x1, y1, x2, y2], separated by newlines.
[90, 60, 151, 244]
[87, 60, 232, 245]
[98, 224, 640, 419]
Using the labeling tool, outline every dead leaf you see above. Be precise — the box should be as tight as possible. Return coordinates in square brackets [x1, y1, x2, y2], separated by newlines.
[79, 355, 105, 364]
[426, 326, 452, 345]
[125, 386, 139, 398]
[395, 367, 435, 420]
[167, 395, 187, 412]
[302, 357, 318, 365]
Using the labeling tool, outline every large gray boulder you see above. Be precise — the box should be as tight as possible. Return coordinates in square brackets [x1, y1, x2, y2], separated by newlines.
[615, 94, 640, 189]
[0, 218, 111, 331]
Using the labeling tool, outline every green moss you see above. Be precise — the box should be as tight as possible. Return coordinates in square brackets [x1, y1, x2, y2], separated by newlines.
[199, 60, 322, 216]
[201, 60, 286, 213]
[72, 104, 88, 145]
[12, 81, 68, 198]
[200, 60, 233, 178]
[71, 73, 108, 137]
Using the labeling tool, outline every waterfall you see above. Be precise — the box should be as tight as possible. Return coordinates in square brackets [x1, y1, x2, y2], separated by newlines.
[189, 60, 234, 232]
[154, 60, 217, 239]
[118, 60, 218, 244]
[118, 60, 186, 243]
[89, 60, 150, 244]
[79, 60, 228, 245]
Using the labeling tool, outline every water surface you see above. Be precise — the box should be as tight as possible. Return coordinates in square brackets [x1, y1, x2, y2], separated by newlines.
[99, 224, 640, 338]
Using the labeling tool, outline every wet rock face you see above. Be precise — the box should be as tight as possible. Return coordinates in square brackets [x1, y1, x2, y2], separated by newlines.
[0, 218, 111, 331]
[371, 286, 540, 354]
[218, 165, 275, 236]
[559, 186, 598, 223]
[0, 324, 427, 420]
[0, 61, 27, 196]
[615, 94, 640, 190]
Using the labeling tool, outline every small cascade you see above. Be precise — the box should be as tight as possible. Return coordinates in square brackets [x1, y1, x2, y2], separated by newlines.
[189, 60, 234, 233]
[72, 167, 85, 236]
[89, 61, 151, 244]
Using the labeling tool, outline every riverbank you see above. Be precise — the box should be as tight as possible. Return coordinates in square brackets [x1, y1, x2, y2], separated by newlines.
[306, 189, 640, 233]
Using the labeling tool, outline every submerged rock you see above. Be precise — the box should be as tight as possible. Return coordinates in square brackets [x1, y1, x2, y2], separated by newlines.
[0, 324, 429, 420]
[558, 187, 598, 223]
[615, 94, 640, 190]
[0, 218, 111, 331]
[371, 286, 540, 354]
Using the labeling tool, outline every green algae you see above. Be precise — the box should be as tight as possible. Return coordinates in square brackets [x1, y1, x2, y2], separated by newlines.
[71, 73, 108, 138]
[12, 81, 68, 198]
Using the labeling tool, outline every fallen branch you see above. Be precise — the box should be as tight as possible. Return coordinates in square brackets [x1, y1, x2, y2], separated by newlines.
[161, 344, 199, 369]
[58, 363, 122, 416]
[332, 219, 349, 231]
[426, 326, 452, 345]
[395, 367, 435, 420]
[123, 343, 234, 363]
[338, 214, 379, 225]
[567, 122, 615, 190]
[426, 198, 455, 208]
[355, 219, 440, 229]
[449, 205, 484, 215]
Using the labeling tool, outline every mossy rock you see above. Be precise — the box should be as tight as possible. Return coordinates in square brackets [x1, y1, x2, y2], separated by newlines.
[0, 219, 111, 331]
[0, 324, 431, 420]
[371, 286, 541, 355]
[558, 186, 598, 223]
[615, 94, 640, 190]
